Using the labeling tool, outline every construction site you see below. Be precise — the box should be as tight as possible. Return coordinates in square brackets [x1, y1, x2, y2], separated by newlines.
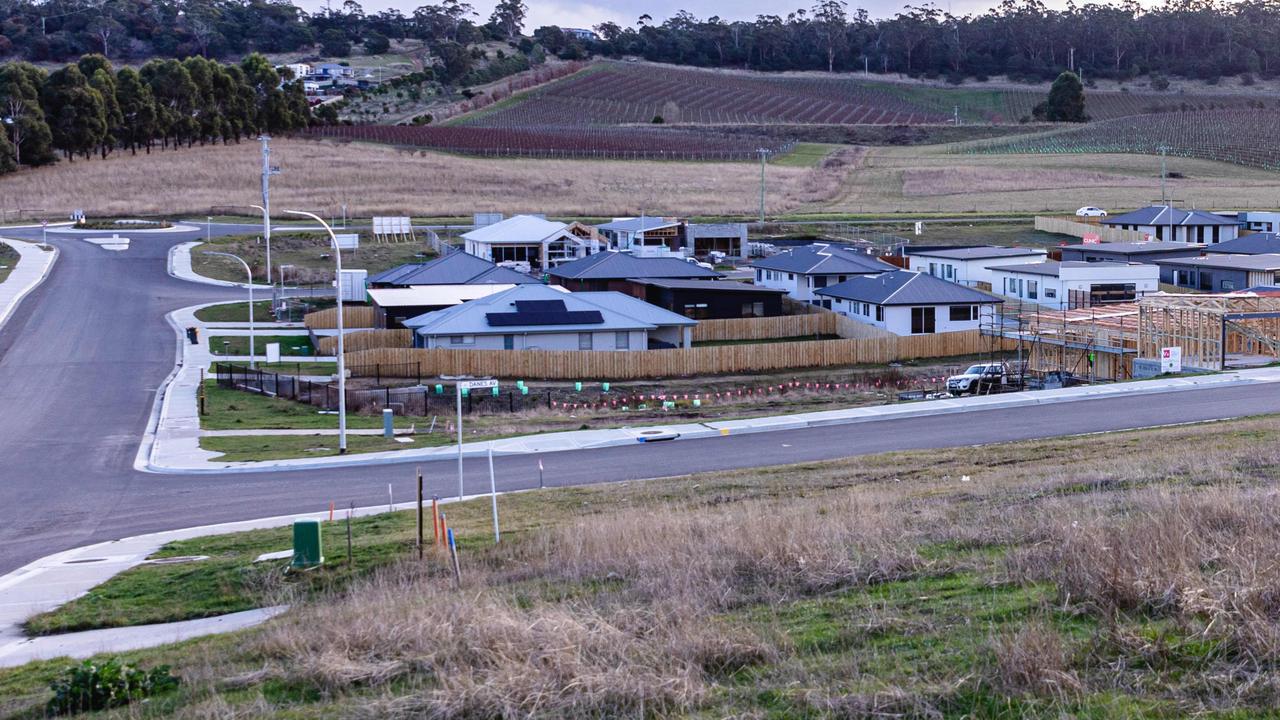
[981, 292, 1280, 382]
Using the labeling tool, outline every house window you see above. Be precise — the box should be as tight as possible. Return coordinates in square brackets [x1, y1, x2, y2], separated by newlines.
[862, 302, 870, 316]
[1027, 280, 1038, 300]
[911, 307, 936, 334]
[945, 265, 955, 280]
[742, 302, 764, 317]
[615, 331, 630, 350]
[929, 262, 938, 276]
[949, 305, 977, 322]
[1045, 288, 1057, 298]
[503, 334, 514, 350]
[683, 303, 709, 319]
[755, 269, 763, 282]
[875, 306, 884, 321]
[1221, 279, 1235, 290]
[578, 332, 593, 350]
[813, 276, 827, 289]
[449, 335, 473, 345]
[787, 273, 794, 281]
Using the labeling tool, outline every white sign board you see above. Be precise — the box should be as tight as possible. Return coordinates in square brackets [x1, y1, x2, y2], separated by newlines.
[266, 342, 281, 363]
[459, 379, 498, 390]
[334, 233, 359, 250]
[1160, 346, 1182, 373]
[372, 216, 412, 236]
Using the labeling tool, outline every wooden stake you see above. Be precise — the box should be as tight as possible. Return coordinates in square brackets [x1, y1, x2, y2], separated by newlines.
[416, 468, 424, 559]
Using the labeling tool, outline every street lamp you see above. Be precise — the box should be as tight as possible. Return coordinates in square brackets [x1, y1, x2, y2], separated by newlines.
[285, 210, 347, 454]
[248, 203, 272, 288]
[202, 251, 256, 369]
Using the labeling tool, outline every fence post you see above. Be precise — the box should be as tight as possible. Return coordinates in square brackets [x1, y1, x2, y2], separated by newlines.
[417, 362, 422, 385]
[509, 390, 514, 412]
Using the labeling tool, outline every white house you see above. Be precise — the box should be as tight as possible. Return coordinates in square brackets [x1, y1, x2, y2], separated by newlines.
[814, 270, 1003, 336]
[906, 246, 1047, 290]
[564, 27, 600, 41]
[462, 215, 598, 271]
[989, 261, 1160, 309]
[405, 284, 696, 350]
[750, 244, 897, 306]
[1102, 206, 1242, 244]
[596, 217, 685, 257]
[279, 63, 312, 80]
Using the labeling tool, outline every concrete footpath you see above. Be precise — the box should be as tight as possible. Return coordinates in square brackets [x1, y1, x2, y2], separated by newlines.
[168, 241, 273, 290]
[0, 237, 58, 332]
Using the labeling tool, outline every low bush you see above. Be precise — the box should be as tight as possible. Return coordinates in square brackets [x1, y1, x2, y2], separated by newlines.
[47, 658, 179, 715]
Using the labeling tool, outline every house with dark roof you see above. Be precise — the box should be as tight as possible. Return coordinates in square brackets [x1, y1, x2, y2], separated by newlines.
[751, 244, 897, 307]
[905, 246, 1047, 290]
[404, 284, 697, 350]
[1102, 206, 1242, 244]
[815, 270, 1002, 336]
[1156, 253, 1280, 292]
[548, 251, 722, 293]
[989, 261, 1160, 310]
[1203, 233, 1280, 256]
[629, 279, 787, 319]
[366, 253, 540, 329]
[1058, 241, 1205, 264]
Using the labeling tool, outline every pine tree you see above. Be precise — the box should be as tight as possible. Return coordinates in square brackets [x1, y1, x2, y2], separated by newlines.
[0, 63, 56, 166]
[40, 65, 107, 161]
[115, 67, 157, 154]
[1033, 71, 1087, 123]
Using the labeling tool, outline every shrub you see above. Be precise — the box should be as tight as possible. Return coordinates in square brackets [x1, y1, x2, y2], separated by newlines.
[651, 114, 664, 124]
[47, 659, 179, 715]
[1150, 73, 1170, 91]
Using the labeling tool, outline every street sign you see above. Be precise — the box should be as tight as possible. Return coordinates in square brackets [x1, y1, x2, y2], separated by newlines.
[1160, 346, 1182, 373]
[459, 379, 498, 390]
[1082, 232, 1101, 244]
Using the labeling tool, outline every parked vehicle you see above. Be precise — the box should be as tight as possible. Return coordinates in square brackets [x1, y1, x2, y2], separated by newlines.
[1075, 206, 1108, 217]
[1027, 370, 1084, 390]
[946, 362, 1014, 395]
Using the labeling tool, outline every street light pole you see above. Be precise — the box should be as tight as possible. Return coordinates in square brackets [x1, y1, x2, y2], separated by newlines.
[202, 251, 256, 369]
[286, 210, 347, 454]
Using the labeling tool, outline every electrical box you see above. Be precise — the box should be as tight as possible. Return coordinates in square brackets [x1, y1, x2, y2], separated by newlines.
[292, 519, 323, 568]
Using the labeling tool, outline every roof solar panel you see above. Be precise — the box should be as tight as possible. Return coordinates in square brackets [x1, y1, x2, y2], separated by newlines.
[486, 310, 604, 327]
[513, 300, 567, 313]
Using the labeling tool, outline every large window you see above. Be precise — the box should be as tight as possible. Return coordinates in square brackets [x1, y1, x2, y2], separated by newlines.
[578, 332, 593, 350]
[875, 306, 884, 321]
[949, 305, 977, 322]
[449, 335, 474, 345]
[614, 331, 630, 350]
[911, 307, 936, 334]
[1027, 280, 1038, 300]
[741, 302, 765, 318]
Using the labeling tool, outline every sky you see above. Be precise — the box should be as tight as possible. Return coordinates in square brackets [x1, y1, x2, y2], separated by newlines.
[301, 0, 1169, 34]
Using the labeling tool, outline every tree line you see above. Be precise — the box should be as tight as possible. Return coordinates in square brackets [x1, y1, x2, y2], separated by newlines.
[0, 53, 310, 174]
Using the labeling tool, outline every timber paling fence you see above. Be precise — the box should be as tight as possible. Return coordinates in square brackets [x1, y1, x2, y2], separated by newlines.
[342, 330, 990, 381]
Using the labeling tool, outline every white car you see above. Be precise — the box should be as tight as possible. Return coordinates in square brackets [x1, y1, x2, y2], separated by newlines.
[1075, 206, 1108, 217]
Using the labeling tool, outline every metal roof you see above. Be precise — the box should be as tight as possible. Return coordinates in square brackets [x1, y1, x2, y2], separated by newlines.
[751, 245, 896, 275]
[907, 246, 1046, 261]
[1063, 241, 1205, 255]
[461, 214, 571, 244]
[815, 271, 1003, 306]
[628, 278, 787, 293]
[368, 253, 538, 287]
[407, 284, 696, 335]
[1204, 233, 1280, 255]
[1102, 206, 1240, 227]
[596, 217, 681, 233]
[987, 261, 1063, 277]
[548, 252, 722, 280]
[366, 285, 516, 308]
[1156, 253, 1280, 271]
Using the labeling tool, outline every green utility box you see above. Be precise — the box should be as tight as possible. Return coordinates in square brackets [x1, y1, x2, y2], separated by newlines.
[292, 519, 323, 568]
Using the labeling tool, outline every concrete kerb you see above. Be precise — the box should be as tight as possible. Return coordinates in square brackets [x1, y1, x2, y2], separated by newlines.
[48, 223, 200, 235]
[168, 241, 274, 290]
[0, 237, 59, 333]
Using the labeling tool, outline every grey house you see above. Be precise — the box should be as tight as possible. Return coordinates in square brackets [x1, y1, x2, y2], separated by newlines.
[1059, 241, 1205, 265]
[751, 245, 897, 306]
[1156, 254, 1280, 292]
[1204, 233, 1280, 256]
[368, 252, 538, 288]
[1102, 206, 1242, 244]
[405, 284, 697, 350]
[815, 270, 1002, 336]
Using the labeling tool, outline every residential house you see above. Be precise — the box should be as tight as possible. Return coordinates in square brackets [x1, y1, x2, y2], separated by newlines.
[751, 244, 897, 307]
[1156, 254, 1280, 292]
[1203, 233, 1280, 256]
[279, 63, 311, 80]
[686, 223, 748, 258]
[547, 251, 721, 293]
[564, 27, 600, 41]
[366, 253, 539, 328]
[595, 217, 747, 259]
[1102, 206, 1242, 244]
[314, 63, 354, 78]
[405, 284, 696, 350]
[1219, 211, 1280, 234]
[462, 215, 598, 271]
[814, 270, 1002, 336]
[906, 246, 1047, 290]
[990, 261, 1160, 309]
[630, 278, 787, 319]
[1059, 241, 1205, 264]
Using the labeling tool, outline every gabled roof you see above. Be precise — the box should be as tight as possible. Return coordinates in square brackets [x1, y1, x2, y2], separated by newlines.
[751, 245, 896, 275]
[1102, 206, 1239, 227]
[548, 252, 722, 280]
[815, 271, 1002, 306]
[1156, 253, 1280, 272]
[629, 278, 786, 293]
[406, 284, 695, 335]
[987, 261, 1064, 277]
[1204, 233, 1280, 255]
[596, 217, 681, 233]
[462, 214, 572, 245]
[908, 246, 1046, 261]
[1063, 241, 1205, 255]
[368, 252, 538, 287]
[367, 285, 515, 308]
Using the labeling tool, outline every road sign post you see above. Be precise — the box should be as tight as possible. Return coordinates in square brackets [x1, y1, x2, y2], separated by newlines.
[454, 378, 498, 499]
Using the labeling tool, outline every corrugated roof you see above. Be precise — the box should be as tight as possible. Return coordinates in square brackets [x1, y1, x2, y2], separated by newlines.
[548, 252, 722, 280]
[751, 245, 896, 275]
[1204, 233, 1280, 255]
[596, 217, 680, 233]
[368, 253, 539, 287]
[1063, 241, 1205, 255]
[1157, 253, 1280, 271]
[407, 284, 695, 335]
[628, 278, 787, 293]
[908, 246, 1046, 261]
[1102, 206, 1240, 227]
[367, 285, 516, 308]
[461, 214, 570, 244]
[988, 261, 1063, 277]
[816, 271, 1002, 305]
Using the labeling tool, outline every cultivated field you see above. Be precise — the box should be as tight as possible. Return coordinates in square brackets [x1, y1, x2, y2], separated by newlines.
[9, 416, 1280, 716]
[0, 137, 849, 219]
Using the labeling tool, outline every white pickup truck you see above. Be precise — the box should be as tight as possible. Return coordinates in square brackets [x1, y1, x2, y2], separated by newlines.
[946, 362, 1014, 396]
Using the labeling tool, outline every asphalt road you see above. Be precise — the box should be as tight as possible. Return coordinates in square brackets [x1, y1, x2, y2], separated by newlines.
[0, 226, 1278, 576]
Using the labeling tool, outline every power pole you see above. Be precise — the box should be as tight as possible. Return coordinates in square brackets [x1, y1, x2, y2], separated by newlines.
[260, 136, 281, 285]
[757, 148, 769, 224]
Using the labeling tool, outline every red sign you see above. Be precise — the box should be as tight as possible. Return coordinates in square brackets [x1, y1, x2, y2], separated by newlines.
[1082, 232, 1101, 245]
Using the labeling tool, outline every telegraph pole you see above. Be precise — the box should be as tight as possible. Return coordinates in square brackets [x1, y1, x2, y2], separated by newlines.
[259, 136, 280, 286]
[757, 148, 769, 224]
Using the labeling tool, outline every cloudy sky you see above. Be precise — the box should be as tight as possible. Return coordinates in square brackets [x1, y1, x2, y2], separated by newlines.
[303, 0, 1162, 32]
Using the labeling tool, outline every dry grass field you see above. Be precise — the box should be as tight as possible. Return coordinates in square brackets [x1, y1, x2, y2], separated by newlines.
[7, 416, 1280, 717]
[0, 138, 847, 219]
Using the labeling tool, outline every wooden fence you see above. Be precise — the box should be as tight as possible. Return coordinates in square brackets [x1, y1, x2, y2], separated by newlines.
[304, 306, 377, 330]
[1035, 216, 1149, 243]
[691, 314, 835, 342]
[318, 329, 411, 354]
[345, 329, 989, 380]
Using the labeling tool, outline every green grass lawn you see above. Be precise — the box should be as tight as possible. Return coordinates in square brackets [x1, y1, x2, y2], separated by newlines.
[771, 142, 842, 167]
[200, 380, 389, 430]
[200, 434, 439, 461]
[208, 335, 316, 357]
[191, 232, 436, 284]
[194, 301, 278, 323]
[0, 242, 18, 284]
[223, 361, 338, 375]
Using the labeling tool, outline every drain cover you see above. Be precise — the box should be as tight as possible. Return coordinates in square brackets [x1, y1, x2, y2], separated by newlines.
[145, 555, 209, 565]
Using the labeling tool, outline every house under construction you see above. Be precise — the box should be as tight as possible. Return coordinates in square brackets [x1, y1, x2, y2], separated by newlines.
[981, 292, 1280, 382]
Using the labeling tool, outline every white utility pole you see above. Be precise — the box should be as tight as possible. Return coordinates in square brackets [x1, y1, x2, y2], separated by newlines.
[259, 136, 281, 286]
[757, 148, 770, 224]
[202, 251, 256, 368]
[285, 210, 347, 454]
